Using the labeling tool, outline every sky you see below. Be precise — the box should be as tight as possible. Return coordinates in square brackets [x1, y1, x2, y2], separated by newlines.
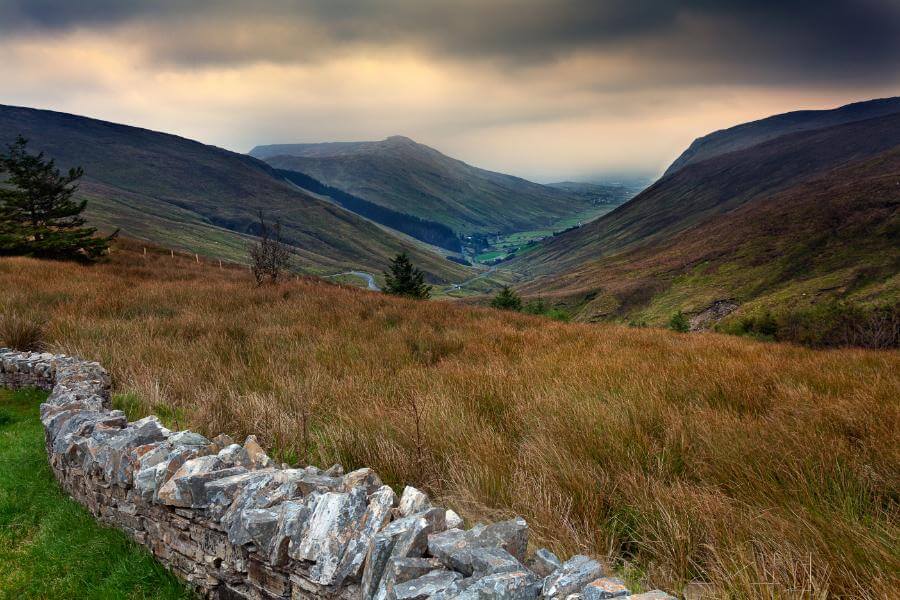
[1, 1, 898, 182]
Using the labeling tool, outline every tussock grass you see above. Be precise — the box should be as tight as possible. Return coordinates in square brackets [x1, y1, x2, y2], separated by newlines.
[0, 387, 194, 599]
[0, 311, 46, 351]
[1, 241, 898, 598]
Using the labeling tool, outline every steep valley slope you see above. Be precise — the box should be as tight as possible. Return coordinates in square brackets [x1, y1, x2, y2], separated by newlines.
[0, 105, 470, 282]
[511, 99, 900, 325]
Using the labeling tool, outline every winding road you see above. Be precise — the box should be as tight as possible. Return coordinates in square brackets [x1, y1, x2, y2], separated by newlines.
[325, 271, 381, 291]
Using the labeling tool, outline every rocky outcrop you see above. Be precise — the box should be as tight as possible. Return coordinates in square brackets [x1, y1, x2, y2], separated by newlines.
[1, 348, 676, 600]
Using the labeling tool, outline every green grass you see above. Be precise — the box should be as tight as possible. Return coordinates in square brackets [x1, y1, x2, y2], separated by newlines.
[0, 388, 194, 600]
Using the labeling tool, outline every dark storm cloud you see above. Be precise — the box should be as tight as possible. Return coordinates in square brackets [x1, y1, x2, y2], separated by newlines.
[1, 0, 898, 84]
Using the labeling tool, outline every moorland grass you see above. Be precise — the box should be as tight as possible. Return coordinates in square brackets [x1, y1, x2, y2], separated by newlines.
[0, 241, 898, 598]
[0, 387, 194, 600]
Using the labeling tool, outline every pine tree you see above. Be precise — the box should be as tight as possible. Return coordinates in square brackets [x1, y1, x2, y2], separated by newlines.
[669, 310, 690, 333]
[384, 252, 432, 299]
[0, 136, 114, 259]
[490, 286, 522, 311]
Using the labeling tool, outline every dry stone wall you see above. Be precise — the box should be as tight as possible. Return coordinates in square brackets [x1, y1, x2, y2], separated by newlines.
[0, 348, 675, 600]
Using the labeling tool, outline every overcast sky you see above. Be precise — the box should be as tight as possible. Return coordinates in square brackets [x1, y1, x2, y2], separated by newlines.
[1, 0, 898, 182]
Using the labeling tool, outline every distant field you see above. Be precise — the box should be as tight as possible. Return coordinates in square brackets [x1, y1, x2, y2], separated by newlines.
[1, 242, 898, 598]
[472, 205, 619, 265]
[0, 387, 193, 599]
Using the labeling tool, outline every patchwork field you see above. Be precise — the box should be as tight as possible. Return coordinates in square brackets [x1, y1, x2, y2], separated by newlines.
[1, 242, 898, 598]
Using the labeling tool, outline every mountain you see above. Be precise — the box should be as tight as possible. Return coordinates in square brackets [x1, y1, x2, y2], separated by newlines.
[664, 96, 900, 177]
[250, 136, 594, 236]
[512, 101, 900, 326]
[0, 105, 469, 282]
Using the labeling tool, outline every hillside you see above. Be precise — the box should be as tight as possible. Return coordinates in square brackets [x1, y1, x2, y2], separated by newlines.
[0, 105, 469, 283]
[2, 242, 898, 598]
[512, 107, 900, 327]
[250, 136, 594, 236]
[664, 96, 900, 177]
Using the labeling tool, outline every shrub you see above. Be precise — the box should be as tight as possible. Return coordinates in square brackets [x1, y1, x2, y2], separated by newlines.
[490, 286, 522, 311]
[0, 312, 46, 351]
[776, 301, 899, 349]
[669, 310, 690, 333]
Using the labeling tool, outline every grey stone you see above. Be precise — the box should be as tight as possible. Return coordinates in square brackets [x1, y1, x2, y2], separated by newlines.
[205, 470, 274, 519]
[157, 454, 248, 507]
[529, 548, 562, 578]
[429, 518, 528, 575]
[457, 570, 542, 600]
[362, 508, 446, 599]
[372, 557, 443, 600]
[582, 578, 629, 600]
[394, 570, 462, 600]
[445, 509, 464, 530]
[398, 486, 430, 517]
[342, 467, 383, 494]
[289, 488, 370, 585]
[333, 485, 397, 586]
[626, 592, 676, 600]
[237, 435, 274, 470]
[325, 463, 345, 477]
[470, 547, 524, 577]
[242, 506, 283, 553]
[268, 499, 312, 565]
[542, 556, 604, 600]
[168, 430, 210, 446]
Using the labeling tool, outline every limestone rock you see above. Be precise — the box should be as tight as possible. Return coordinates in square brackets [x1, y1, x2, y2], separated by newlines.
[362, 508, 446, 599]
[333, 485, 397, 586]
[156, 454, 247, 507]
[398, 486, 430, 517]
[168, 430, 210, 446]
[289, 488, 369, 585]
[429, 518, 528, 575]
[542, 556, 604, 600]
[470, 547, 524, 577]
[445, 509, 464, 530]
[342, 467, 384, 494]
[529, 548, 562, 578]
[242, 435, 274, 469]
[582, 578, 629, 600]
[457, 569, 542, 600]
[394, 570, 462, 600]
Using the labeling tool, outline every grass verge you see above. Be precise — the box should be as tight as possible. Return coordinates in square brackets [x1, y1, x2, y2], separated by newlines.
[0, 387, 193, 600]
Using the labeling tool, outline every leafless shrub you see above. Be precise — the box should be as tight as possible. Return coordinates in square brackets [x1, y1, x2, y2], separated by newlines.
[248, 212, 291, 285]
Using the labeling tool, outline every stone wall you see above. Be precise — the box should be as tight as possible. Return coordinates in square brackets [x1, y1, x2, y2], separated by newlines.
[0, 348, 674, 600]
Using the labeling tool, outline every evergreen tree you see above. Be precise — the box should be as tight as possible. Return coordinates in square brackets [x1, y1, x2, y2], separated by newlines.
[491, 286, 522, 311]
[669, 310, 690, 333]
[384, 252, 431, 299]
[0, 135, 114, 259]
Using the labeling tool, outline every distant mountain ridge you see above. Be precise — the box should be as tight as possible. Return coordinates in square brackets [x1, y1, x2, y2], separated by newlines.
[0, 105, 469, 282]
[664, 96, 900, 177]
[513, 99, 900, 325]
[251, 136, 595, 236]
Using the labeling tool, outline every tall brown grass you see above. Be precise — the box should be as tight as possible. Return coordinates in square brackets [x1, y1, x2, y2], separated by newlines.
[1, 241, 897, 598]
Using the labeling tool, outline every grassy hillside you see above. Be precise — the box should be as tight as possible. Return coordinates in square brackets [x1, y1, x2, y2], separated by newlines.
[251, 137, 594, 236]
[1, 243, 898, 598]
[0, 387, 193, 599]
[0, 105, 469, 283]
[664, 96, 900, 177]
[512, 111, 900, 329]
